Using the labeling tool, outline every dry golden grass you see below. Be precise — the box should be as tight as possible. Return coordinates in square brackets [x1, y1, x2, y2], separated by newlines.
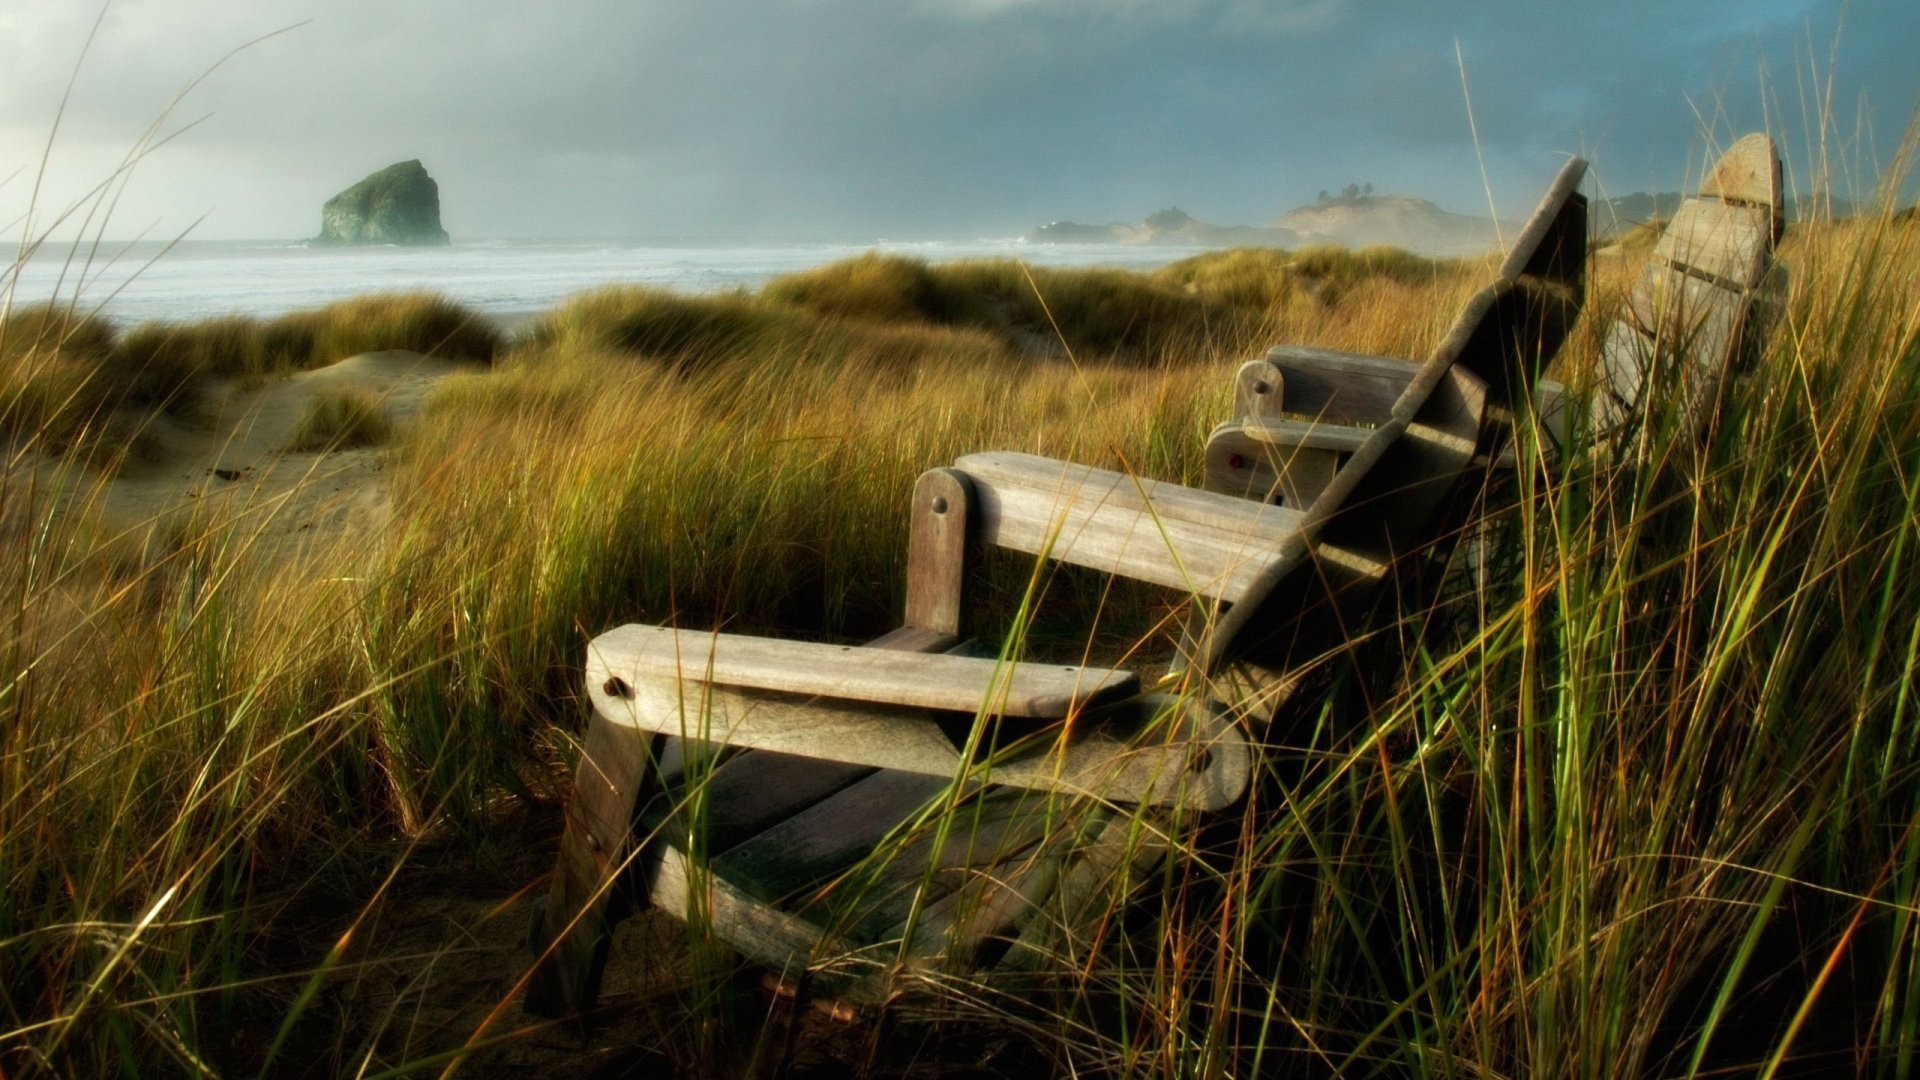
[5, 215, 1920, 1074]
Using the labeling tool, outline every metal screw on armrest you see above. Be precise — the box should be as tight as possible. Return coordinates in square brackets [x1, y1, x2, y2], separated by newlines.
[931, 496, 948, 514]
[604, 676, 633, 700]
[1227, 453, 1246, 469]
[1254, 381, 1271, 395]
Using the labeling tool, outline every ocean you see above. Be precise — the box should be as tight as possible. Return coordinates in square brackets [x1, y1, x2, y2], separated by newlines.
[4, 238, 1214, 327]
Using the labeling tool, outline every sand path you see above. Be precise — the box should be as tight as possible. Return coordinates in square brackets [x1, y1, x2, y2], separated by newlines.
[89, 349, 463, 562]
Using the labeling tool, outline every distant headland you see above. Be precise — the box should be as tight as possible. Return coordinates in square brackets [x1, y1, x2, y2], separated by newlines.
[1027, 191, 1509, 259]
[312, 160, 450, 246]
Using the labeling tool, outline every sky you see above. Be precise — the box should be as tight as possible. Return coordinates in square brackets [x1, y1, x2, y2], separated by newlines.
[1, 0, 1915, 241]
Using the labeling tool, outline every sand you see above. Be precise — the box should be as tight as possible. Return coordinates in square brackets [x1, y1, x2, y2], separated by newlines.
[66, 349, 464, 564]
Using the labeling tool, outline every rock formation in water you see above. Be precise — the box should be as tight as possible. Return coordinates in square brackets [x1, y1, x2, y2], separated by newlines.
[312, 160, 450, 246]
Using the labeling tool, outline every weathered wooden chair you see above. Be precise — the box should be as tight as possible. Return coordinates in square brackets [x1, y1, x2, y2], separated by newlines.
[1206, 135, 1782, 508]
[1593, 132, 1785, 444]
[523, 158, 1590, 1020]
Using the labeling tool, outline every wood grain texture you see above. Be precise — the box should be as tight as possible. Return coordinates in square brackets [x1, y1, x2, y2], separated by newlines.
[645, 844, 846, 984]
[713, 770, 957, 903]
[904, 468, 972, 637]
[648, 751, 875, 858]
[1654, 199, 1772, 287]
[1593, 134, 1781, 446]
[954, 450, 1301, 602]
[806, 786, 1062, 943]
[997, 810, 1169, 974]
[591, 623, 1137, 718]
[1238, 416, 1373, 453]
[1201, 286, 1502, 666]
[884, 798, 1118, 970]
[524, 712, 657, 1017]
[1699, 132, 1784, 218]
[584, 665, 1252, 811]
[1233, 359, 1284, 421]
[1201, 422, 1277, 502]
[1202, 422, 1343, 507]
[1624, 264, 1746, 363]
[1261, 344, 1412, 424]
[1498, 158, 1590, 284]
[1200, 162, 1585, 666]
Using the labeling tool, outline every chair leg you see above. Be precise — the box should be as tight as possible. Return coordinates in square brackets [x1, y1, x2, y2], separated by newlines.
[524, 709, 657, 1018]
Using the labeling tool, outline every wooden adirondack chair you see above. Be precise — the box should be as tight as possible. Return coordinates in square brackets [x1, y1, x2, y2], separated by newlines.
[1593, 132, 1785, 444]
[1206, 135, 1782, 509]
[522, 158, 1591, 1021]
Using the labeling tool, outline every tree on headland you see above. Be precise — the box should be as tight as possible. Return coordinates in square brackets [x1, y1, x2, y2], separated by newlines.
[1145, 207, 1194, 230]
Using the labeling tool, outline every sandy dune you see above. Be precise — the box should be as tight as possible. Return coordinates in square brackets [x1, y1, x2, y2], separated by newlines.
[86, 349, 463, 562]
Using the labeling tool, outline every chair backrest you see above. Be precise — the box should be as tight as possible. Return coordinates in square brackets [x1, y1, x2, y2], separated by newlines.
[1594, 133, 1783, 441]
[908, 159, 1587, 697]
[1199, 158, 1588, 676]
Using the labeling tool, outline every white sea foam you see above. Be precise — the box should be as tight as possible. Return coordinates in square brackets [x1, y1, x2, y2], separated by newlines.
[4, 238, 1212, 325]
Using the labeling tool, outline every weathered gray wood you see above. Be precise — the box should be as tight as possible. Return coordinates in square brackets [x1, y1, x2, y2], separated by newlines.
[1654, 199, 1772, 287]
[535, 156, 1595, 1018]
[1615, 264, 1748, 433]
[1206, 385, 1568, 504]
[958, 450, 1302, 536]
[591, 624, 1137, 718]
[645, 843, 850, 983]
[1593, 134, 1780, 444]
[1202, 423, 1342, 507]
[811, 787, 1059, 942]
[1594, 319, 1653, 437]
[1200, 283, 1500, 667]
[714, 770, 957, 903]
[1233, 359, 1284, 421]
[997, 810, 1168, 973]
[954, 450, 1302, 602]
[586, 666, 1251, 811]
[650, 751, 875, 858]
[1258, 345, 1567, 442]
[1500, 157, 1592, 286]
[1261, 344, 1411, 424]
[1238, 415, 1374, 453]
[1203, 422, 1288, 503]
[1624, 263, 1747, 351]
[524, 710, 658, 1017]
[886, 800, 1113, 969]
[1699, 132, 1785, 222]
[904, 468, 972, 637]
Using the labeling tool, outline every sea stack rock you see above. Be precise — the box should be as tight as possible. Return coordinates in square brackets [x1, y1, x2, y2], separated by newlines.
[313, 160, 450, 245]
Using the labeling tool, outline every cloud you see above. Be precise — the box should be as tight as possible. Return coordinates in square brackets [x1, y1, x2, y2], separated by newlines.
[1, 0, 1913, 240]
[921, 0, 1353, 37]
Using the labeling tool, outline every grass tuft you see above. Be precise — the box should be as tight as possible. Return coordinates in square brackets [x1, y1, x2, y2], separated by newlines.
[283, 386, 394, 452]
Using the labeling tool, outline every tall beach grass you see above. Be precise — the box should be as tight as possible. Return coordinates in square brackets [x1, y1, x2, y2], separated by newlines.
[3, 197, 1920, 1075]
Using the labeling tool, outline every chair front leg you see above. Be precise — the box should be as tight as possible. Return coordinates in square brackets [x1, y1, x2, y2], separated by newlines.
[524, 703, 657, 1018]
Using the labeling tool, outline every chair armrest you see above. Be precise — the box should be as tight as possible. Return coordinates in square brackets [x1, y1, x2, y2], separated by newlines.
[586, 627, 1249, 810]
[1239, 416, 1374, 451]
[951, 451, 1301, 604]
[588, 624, 1137, 718]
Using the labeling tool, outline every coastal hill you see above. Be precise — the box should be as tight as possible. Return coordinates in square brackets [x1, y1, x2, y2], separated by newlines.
[1269, 194, 1510, 258]
[1028, 187, 1855, 259]
[1028, 194, 1508, 258]
[1028, 207, 1306, 249]
[313, 160, 451, 246]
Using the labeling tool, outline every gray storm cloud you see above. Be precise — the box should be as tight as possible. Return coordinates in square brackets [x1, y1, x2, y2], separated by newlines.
[1, 0, 1913, 240]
